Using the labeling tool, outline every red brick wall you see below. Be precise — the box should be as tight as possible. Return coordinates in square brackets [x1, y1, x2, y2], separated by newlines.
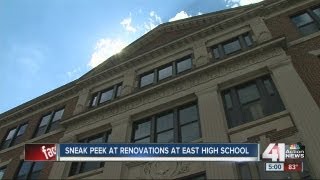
[0, 96, 78, 179]
[265, 1, 320, 107]
[265, 2, 320, 42]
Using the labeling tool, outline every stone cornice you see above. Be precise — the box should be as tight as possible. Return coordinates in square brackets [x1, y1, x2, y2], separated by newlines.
[76, 0, 301, 90]
[0, 0, 301, 123]
[0, 82, 80, 125]
[76, 5, 265, 88]
[61, 37, 287, 132]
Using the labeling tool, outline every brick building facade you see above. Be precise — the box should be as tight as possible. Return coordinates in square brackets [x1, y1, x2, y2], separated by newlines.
[1, 0, 320, 179]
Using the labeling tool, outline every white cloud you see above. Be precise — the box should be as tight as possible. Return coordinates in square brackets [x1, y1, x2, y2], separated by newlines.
[144, 11, 162, 32]
[169, 11, 192, 22]
[120, 16, 137, 33]
[150, 11, 162, 24]
[67, 67, 82, 80]
[197, 12, 203, 16]
[88, 38, 128, 68]
[224, 0, 263, 8]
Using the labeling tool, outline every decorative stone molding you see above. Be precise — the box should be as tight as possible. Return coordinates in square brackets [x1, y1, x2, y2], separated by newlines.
[308, 49, 320, 56]
[141, 162, 190, 179]
[195, 55, 208, 67]
[62, 37, 287, 132]
[0, 0, 302, 126]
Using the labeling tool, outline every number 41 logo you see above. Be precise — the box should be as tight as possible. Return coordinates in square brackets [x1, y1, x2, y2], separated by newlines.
[262, 143, 285, 162]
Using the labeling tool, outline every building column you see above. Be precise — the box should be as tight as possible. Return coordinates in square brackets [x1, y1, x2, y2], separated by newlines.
[269, 59, 320, 178]
[102, 117, 130, 179]
[48, 135, 77, 179]
[196, 86, 236, 179]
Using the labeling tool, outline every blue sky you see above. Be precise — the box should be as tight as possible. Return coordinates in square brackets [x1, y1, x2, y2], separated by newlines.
[0, 0, 262, 113]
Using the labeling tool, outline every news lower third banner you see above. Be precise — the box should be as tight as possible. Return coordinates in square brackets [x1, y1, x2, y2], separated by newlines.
[25, 143, 260, 162]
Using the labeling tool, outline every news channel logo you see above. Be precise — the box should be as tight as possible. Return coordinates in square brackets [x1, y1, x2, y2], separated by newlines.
[262, 143, 305, 162]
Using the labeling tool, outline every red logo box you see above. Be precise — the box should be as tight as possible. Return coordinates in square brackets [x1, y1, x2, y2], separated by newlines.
[25, 143, 57, 161]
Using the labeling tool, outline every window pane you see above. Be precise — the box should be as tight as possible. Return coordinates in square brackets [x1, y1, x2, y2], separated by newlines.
[180, 173, 206, 180]
[80, 162, 101, 174]
[91, 94, 98, 107]
[292, 13, 314, 27]
[190, 174, 206, 180]
[244, 34, 253, 47]
[313, 7, 320, 17]
[263, 79, 275, 95]
[69, 162, 79, 176]
[134, 137, 150, 143]
[17, 161, 32, 179]
[48, 121, 60, 132]
[5, 128, 16, 140]
[30, 162, 44, 179]
[52, 109, 64, 122]
[32, 162, 44, 172]
[99, 89, 113, 104]
[237, 83, 260, 104]
[238, 163, 252, 179]
[181, 122, 200, 142]
[299, 23, 319, 36]
[179, 105, 198, 125]
[116, 84, 122, 97]
[242, 102, 264, 122]
[39, 115, 51, 127]
[223, 39, 241, 55]
[213, 48, 220, 59]
[0, 167, 5, 180]
[35, 126, 47, 137]
[177, 58, 192, 73]
[88, 135, 104, 143]
[156, 130, 174, 143]
[156, 112, 173, 132]
[140, 72, 154, 87]
[29, 171, 41, 180]
[1, 140, 11, 149]
[133, 120, 151, 140]
[16, 124, 28, 136]
[224, 93, 233, 109]
[158, 65, 173, 80]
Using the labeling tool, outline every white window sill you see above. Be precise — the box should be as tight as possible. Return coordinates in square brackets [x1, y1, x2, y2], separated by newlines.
[288, 31, 320, 47]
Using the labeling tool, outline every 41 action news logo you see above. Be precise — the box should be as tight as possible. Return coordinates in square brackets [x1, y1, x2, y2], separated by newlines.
[262, 143, 305, 162]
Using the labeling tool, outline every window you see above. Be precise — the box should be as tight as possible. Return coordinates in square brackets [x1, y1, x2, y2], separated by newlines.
[237, 163, 252, 179]
[132, 103, 201, 143]
[90, 83, 122, 107]
[1, 123, 28, 150]
[139, 55, 193, 88]
[291, 7, 320, 36]
[211, 33, 253, 61]
[69, 131, 111, 176]
[178, 172, 206, 180]
[176, 57, 192, 74]
[0, 166, 6, 180]
[16, 161, 44, 179]
[158, 65, 173, 81]
[140, 71, 155, 88]
[34, 108, 64, 137]
[222, 76, 285, 128]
